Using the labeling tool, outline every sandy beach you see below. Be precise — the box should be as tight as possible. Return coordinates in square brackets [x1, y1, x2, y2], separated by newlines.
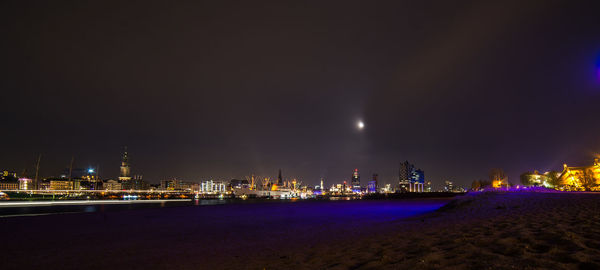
[278, 192, 600, 270]
[2, 192, 600, 269]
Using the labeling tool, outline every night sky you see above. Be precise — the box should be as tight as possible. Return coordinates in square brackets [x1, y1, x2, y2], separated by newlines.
[2, 1, 600, 188]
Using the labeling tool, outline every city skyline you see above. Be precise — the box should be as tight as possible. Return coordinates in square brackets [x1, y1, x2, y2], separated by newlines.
[1, 148, 435, 189]
[2, 1, 600, 188]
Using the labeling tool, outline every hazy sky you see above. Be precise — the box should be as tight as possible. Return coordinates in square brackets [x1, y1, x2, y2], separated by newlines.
[2, 0, 599, 188]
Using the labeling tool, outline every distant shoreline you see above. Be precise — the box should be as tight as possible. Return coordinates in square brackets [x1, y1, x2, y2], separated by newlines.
[0, 191, 464, 203]
[0, 199, 191, 208]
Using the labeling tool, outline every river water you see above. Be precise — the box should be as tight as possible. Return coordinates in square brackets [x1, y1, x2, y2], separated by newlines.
[1, 198, 453, 269]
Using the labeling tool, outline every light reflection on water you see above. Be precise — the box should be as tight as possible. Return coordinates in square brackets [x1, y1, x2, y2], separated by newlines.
[0, 200, 193, 217]
[328, 197, 353, 201]
[0, 198, 450, 219]
[0, 199, 236, 217]
[197, 199, 227, 206]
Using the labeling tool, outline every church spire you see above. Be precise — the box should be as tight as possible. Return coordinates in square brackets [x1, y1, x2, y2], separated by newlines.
[121, 146, 128, 166]
[119, 146, 131, 181]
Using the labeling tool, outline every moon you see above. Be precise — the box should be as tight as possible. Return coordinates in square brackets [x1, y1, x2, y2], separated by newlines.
[357, 120, 365, 130]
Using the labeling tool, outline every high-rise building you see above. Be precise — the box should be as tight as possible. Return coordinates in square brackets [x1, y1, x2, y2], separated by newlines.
[367, 173, 378, 193]
[351, 168, 360, 192]
[399, 161, 413, 192]
[400, 161, 426, 192]
[119, 147, 131, 181]
[410, 169, 425, 192]
[277, 169, 283, 186]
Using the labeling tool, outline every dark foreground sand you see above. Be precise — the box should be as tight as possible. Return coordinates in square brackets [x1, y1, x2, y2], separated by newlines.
[2, 193, 600, 269]
[292, 192, 600, 270]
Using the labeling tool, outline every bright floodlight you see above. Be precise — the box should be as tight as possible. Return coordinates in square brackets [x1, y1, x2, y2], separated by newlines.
[357, 120, 365, 130]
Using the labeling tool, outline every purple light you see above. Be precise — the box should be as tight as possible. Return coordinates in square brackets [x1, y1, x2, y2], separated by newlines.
[596, 56, 600, 82]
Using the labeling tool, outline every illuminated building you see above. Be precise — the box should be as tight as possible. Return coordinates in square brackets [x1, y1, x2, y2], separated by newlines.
[558, 158, 600, 191]
[200, 180, 226, 193]
[50, 180, 80, 190]
[38, 179, 51, 190]
[382, 183, 393, 193]
[409, 169, 425, 192]
[444, 180, 454, 192]
[351, 169, 361, 193]
[104, 179, 122, 190]
[0, 171, 19, 190]
[79, 168, 101, 190]
[122, 175, 149, 190]
[424, 181, 432, 192]
[18, 178, 32, 190]
[134, 175, 147, 188]
[160, 178, 197, 191]
[529, 170, 546, 186]
[161, 179, 175, 190]
[84, 168, 96, 180]
[180, 181, 198, 192]
[400, 161, 425, 192]
[399, 161, 413, 192]
[56, 167, 101, 190]
[82, 168, 97, 181]
[520, 170, 556, 187]
[313, 179, 326, 195]
[367, 174, 378, 193]
[0, 180, 18, 190]
[119, 147, 131, 181]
